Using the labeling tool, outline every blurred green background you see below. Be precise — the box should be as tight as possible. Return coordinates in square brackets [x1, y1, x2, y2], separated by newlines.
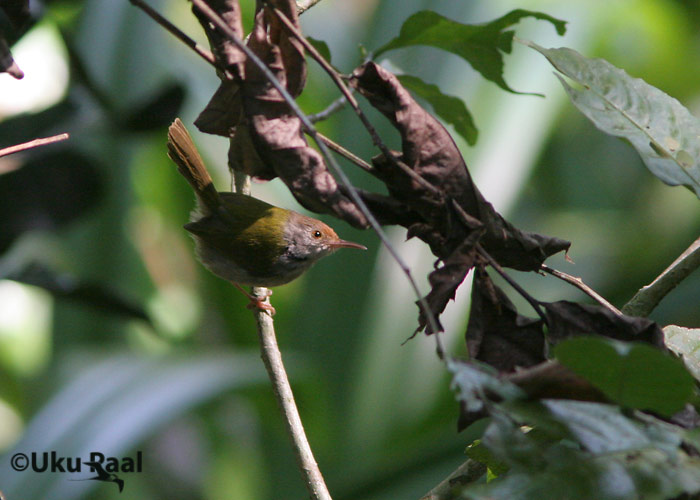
[0, 0, 698, 499]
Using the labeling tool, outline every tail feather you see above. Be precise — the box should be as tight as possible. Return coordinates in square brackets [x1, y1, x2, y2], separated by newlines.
[167, 118, 221, 213]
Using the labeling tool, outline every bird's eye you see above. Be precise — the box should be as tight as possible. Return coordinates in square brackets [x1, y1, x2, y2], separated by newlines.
[313, 230, 322, 238]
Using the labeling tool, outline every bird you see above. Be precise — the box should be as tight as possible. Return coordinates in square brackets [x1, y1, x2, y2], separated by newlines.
[166, 118, 366, 314]
[70, 461, 124, 493]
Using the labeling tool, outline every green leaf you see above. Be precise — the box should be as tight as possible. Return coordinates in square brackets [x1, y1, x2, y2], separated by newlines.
[554, 337, 694, 416]
[461, 402, 700, 500]
[527, 43, 700, 198]
[461, 444, 700, 500]
[374, 10, 567, 94]
[306, 36, 331, 64]
[543, 400, 653, 454]
[397, 74, 477, 145]
[466, 440, 509, 477]
[664, 325, 700, 381]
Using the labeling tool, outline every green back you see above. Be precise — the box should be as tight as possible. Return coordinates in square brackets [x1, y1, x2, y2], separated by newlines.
[184, 192, 291, 278]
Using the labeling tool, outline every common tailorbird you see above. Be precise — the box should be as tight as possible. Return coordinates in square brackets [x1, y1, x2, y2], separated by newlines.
[166, 118, 366, 314]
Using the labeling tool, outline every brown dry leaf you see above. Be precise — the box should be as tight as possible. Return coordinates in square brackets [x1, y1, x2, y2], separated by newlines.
[192, 0, 366, 225]
[465, 269, 546, 371]
[192, 0, 246, 77]
[266, 0, 306, 97]
[238, 7, 367, 226]
[543, 301, 665, 347]
[0, 0, 30, 79]
[195, 80, 242, 136]
[352, 62, 569, 267]
[351, 61, 569, 332]
[0, 38, 23, 79]
[227, 121, 271, 179]
[192, 0, 246, 137]
[418, 229, 483, 333]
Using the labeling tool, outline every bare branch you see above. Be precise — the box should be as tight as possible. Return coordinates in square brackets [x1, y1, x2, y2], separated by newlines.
[309, 94, 348, 123]
[128, 0, 221, 71]
[622, 236, 700, 317]
[251, 286, 332, 500]
[540, 265, 622, 316]
[419, 460, 486, 500]
[314, 132, 375, 173]
[0, 133, 70, 158]
[296, 0, 323, 14]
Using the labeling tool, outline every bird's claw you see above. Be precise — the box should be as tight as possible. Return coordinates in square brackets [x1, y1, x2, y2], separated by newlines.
[246, 298, 276, 316]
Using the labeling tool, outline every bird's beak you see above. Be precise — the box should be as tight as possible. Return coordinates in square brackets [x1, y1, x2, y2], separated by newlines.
[330, 239, 367, 250]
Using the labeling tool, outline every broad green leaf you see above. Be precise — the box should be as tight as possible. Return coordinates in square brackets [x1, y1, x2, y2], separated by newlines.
[543, 401, 652, 454]
[554, 337, 694, 416]
[664, 325, 700, 381]
[397, 74, 477, 145]
[375, 10, 567, 94]
[527, 42, 700, 198]
[462, 401, 700, 500]
[306, 36, 331, 64]
[461, 445, 700, 500]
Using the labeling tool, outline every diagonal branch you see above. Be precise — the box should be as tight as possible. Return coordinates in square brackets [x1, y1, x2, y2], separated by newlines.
[296, 0, 323, 14]
[308, 94, 348, 123]
[622, 235, 700, 317]
[0, 133, 70, 158]
[314, 132, 375, 173]
[540, 265, 622, 316]
[129, 0, 221, 71]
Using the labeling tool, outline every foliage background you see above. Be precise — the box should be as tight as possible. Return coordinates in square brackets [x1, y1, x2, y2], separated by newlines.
[0, 0, 698, 499]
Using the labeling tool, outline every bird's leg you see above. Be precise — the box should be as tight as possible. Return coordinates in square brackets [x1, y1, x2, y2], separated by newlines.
[233, 283, 276, 316]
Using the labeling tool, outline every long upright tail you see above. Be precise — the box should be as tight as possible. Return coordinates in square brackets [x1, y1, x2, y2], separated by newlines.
[167, 118, 221, 213]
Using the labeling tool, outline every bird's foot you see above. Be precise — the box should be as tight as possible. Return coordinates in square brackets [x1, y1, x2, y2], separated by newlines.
[233, 284, 275, 316]
[246, 298, 276, 316]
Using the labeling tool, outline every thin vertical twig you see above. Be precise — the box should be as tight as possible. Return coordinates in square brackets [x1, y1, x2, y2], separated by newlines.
[251, 300, 332, 500]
